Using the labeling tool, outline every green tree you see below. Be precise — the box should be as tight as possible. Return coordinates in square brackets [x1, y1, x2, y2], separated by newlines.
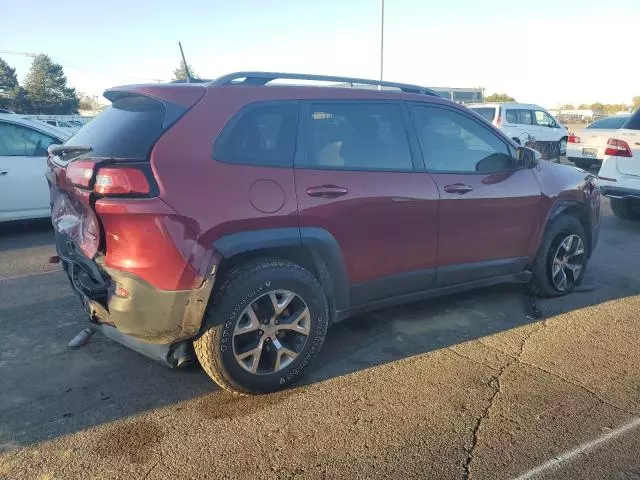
[0, 57, 31, 112]
[590, 102, 604, 112]
[172, 59, 199, 81]
[578, 104, 591, 109]
[561, 104, 574, 110]
[0, 57, 19, 92]
[632, 96, 640, 111]
[23, 54, 79, 114]
[484, 92, 515, 102]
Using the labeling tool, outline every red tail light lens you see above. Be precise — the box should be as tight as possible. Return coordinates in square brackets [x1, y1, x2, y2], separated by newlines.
[604, 138, 632, 157]
[66, 160, 97, 187]
[568, 133, 581, 143]
[94, 167, 150, 195]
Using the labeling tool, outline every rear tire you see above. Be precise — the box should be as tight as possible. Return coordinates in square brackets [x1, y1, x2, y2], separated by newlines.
[194, 259, 329, 395]
[532, 215, 588, 297]
[610, 198, 640, 221]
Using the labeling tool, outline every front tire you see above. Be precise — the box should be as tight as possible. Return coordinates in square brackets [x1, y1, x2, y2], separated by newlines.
[558, 137, 567, 156]
[532, 215, 588, 297]
[610, 198, 640, 221]
[194, 259, 329, 395]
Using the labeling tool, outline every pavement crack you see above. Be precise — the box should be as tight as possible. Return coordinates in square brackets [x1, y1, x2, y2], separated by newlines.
[518, 360, 639, 416]
[446, 348, 499, 372]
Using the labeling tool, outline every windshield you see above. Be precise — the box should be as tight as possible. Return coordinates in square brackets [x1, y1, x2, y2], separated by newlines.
[469, 107, 496, 122]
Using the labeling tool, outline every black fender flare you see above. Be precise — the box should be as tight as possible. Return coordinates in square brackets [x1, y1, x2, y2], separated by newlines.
[212, 227, 350, 316]
[539, 200, 594, 254]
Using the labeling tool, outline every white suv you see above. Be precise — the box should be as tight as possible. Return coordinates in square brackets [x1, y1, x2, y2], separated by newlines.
[468, 103, 568, 156]
[597, 109, 640, 220]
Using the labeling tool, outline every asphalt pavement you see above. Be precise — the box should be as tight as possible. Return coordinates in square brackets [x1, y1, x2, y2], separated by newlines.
[1, 193, 639, 479]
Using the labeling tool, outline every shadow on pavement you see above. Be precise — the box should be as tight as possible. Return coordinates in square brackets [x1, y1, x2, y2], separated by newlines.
[1, 201, 638, 451]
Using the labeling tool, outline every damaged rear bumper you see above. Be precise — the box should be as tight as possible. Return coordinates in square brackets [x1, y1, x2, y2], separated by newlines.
[56, 232, 215, 346]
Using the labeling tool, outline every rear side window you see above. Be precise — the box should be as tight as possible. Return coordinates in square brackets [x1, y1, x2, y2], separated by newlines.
[622, 111, 640, 130]
[518, 110, 533, 125]
[505, 110, 517, 123]
[301, 102, 413, 171]
[470, 107, 496, 122]
[214, 103, 298, 166]
[65, 95, 167, 159]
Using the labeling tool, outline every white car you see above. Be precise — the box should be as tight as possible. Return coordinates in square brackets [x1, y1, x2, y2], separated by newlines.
[566, 115, 631, 170]
[32, 118, 81, 133]
[0, 113, 71, 222]
[597, 110, 640, 220]
[468, 102, 568, 156]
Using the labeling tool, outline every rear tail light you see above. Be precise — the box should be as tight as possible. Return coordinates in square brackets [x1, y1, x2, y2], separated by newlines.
[494, 116, 503, 127]
[568, 133, 581, 143]
[66, 160, 98, 187]
[604, 138, 632, 157]
[95, 167, 150, 195]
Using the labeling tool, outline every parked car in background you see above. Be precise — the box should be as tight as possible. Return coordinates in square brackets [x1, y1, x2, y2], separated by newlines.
[597, 110, 640, 220]
[566, 115, 631, 170]
[468, 102, 568, 157]
[0, 113, 70, 222]
[48, 72, 600, 395]
[32, 118, 81, 134]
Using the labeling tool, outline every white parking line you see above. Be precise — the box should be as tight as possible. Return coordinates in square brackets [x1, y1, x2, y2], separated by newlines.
[0, 269, 62, 282]
[514, 417, 640, 480]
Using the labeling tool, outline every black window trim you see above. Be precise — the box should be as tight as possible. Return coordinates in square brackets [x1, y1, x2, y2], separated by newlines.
[408, 102, 520, 175]
[0, 120, 64, 157]
[295, 99, 421, 173]
[212, 99, 300, 168]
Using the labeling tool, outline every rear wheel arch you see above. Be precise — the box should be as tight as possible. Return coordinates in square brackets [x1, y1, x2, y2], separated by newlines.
[211, 227, 350, 322]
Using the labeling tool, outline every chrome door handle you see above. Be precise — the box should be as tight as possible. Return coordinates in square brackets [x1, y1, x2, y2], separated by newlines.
[443, 183, 473, 194]
[0, 170, 8, 175]
[306, 185, 349, 198]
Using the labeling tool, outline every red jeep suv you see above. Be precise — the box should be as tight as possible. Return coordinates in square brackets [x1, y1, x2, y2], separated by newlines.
[47, 72, 600, 394]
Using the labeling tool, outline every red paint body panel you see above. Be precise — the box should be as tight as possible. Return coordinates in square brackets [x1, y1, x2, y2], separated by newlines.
[295, 169, 439, 283]
[429, 169, 543, 266]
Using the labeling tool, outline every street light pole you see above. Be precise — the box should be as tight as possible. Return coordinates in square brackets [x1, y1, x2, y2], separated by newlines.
[379, 0, 385, 88]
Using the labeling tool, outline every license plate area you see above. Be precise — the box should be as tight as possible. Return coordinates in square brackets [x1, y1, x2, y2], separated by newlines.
[582, 148, 598, 158]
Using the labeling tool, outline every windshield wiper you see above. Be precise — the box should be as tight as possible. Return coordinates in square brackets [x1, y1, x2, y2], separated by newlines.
[48, 144, 93, 156]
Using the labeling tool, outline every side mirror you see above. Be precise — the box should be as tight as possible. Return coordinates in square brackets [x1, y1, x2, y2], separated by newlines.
[517, 146, 540, 168]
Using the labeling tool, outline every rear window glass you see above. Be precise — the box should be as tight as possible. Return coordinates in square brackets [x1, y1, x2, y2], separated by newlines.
[65, 95, 166, 159]
[470, 107, 496, 122]
[587, 116, 629, 129]
[214, 103, 298, 166]
[621, 111, 640, 130]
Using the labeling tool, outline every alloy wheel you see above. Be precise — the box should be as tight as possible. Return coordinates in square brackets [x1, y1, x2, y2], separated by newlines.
[551, 234, 585, 291]
[233, 290, 311, 374]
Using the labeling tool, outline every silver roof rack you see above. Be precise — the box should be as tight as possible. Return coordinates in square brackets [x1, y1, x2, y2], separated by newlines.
[211, 71, 437, 96]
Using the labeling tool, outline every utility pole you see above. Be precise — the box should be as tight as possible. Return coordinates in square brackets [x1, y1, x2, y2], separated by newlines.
[379, 0, 385, 89]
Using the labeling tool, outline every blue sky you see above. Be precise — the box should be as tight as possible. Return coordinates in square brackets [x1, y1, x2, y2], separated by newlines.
[2, 0, 638, 106]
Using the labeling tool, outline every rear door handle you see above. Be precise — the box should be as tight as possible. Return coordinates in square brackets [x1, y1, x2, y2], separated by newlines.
[305, 185, 349, 198]
[443, 183, 473, 194]
[0, 170, 8, 176]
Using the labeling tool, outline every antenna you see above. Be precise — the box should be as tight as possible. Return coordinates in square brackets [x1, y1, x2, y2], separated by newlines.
[178, 42, 192, 83]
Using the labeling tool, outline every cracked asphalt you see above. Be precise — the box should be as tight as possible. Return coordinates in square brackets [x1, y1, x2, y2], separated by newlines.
[1, 196, 639, 480]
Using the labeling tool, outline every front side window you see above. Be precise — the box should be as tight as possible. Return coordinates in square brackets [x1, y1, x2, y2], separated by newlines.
[0, 122, 61, 156]
[412, 105, 514, 173]
[214, 103, 298, 166]
[534, 110, 552, 127]
[302, 102, 413, 171]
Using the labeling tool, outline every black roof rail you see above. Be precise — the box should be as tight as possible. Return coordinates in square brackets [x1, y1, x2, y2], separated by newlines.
[210, 71, 438, 96]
